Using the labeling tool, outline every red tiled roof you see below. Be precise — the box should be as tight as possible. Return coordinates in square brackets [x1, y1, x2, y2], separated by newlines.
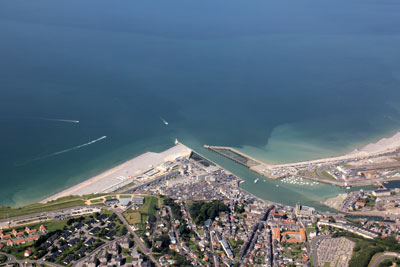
[1, 234, 11, 239]
[26, 236, 39, 241]
[14, 239, 25, 244]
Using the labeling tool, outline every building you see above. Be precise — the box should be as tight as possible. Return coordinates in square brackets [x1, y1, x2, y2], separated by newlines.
[119, 198, 131, 206]
[132, 196, 145, 205]
[104, 198, 119, 206]
[24, 250, 32, 257]
[372, 189, 391, 197]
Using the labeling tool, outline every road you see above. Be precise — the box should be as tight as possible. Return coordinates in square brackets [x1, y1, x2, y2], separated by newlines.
[370, 252, 400, 267]
[73, 235, 125, 267]
[112, 208, 160, 267]
[164, 205, 200, 266]
[310, 235, 331, 267]
[0, 251, 63, 267]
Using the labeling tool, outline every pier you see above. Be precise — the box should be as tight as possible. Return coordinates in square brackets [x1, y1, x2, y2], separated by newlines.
[203, 145, 261, 168]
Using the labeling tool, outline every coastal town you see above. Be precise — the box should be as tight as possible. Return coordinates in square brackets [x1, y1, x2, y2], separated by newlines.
[1, 143, 400, 267]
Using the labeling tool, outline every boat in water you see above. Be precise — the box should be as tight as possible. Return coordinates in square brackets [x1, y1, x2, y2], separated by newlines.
[160, 117, 169, 125]
[254, 178, 259, 184]
[239, 180, 245, 184]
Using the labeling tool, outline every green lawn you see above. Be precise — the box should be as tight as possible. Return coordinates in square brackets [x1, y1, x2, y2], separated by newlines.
[137, 196, 159, 216]
[90, 199, 104, 204]
[123, 195, 159, 225]
[321, 171, 336, 180]
[0, 197, 85, 218]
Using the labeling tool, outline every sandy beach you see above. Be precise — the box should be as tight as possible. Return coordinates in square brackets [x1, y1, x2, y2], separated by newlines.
[272, 131, 400, 168]
[40, 143, 192, 203]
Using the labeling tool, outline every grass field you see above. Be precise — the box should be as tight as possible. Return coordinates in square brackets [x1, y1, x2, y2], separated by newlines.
[90, 199, 105, 204]
[0, 196, 86, 218]
[322, 171, 336, 180]
[123, 195, 159, 225]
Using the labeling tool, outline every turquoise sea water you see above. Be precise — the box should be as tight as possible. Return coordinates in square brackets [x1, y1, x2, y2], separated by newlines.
[1, 0, 400, 208]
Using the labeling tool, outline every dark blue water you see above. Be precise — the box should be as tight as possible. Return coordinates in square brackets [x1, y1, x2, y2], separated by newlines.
[386, 181, 400, 189]
[1, 0, 400, 206]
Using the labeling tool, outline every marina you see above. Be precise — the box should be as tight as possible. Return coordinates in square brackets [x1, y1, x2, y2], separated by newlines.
[280, 176, 320, 187]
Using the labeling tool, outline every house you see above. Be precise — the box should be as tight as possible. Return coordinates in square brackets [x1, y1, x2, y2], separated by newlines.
[78, 247, 86, 257]
[48, 251, 60, 262]
[41, 242, 51, 250]
[13, 230, 24, 237]
[131, 248, 144, 265]
[107, 214, 117, 223]
[95, 214, 108, 222]
[60, 232, 71, 240]
[105, 223, 116, 231]
[39, 224, 47, 232]
[68, 238, 79, 247]
[1, 234, 11, 240]
[25, 227, 37, 235]
[13, 239, 26, 245]
[63, 255, 74, 265]
[24, 250, 32, 257]
[98, 250, 109, 263]
[85, 219, 95, 226]
[86, 256, 99, 267]
[105, 231, 115, 240]
[58, 244, 68, 253]
[109, 242, 120, 255]
[119, 237, 132, 249]
[104, 198, 119, 206]
[109, 255, 123, 266]
[85, 237, 96, 247]
[89, 227, 100, 235]
[26, 236, 39, 242]
[46, 234, 58, 244]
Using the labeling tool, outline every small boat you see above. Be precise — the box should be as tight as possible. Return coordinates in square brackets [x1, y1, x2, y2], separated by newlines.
[346, 186, 351, 189]
[160, 117, 169, 125]
[276, 184, 279, 187]
[254, 178, 259, 184]
[239, 180, 245, 184]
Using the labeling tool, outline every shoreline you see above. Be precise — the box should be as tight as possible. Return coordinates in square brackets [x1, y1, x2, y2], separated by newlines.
[205, 131, 400, 183]
[39, 131, 400, 207]
[40, 143, 192, 203]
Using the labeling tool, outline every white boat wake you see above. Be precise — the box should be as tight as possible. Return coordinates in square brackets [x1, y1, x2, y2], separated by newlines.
[28, 117, 80, 123]
[15, 136, 107, 166]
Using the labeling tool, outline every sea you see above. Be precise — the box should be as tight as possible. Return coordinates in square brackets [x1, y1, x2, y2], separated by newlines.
[1, 0, 400, 210]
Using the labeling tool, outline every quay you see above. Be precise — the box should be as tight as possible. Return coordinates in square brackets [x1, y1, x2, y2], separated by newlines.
[203, 145, 263, 168]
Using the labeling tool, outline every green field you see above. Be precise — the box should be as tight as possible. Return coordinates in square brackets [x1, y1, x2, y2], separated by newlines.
[123, 195, 159, 225]
[0, 196, 85, 218]
[90, 199, 104, 204]
[321, 171, 336, 180]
